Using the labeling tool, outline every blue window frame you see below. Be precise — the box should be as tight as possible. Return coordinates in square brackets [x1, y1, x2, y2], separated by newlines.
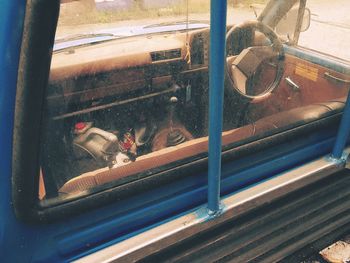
[1, 0, 350, 262]
[207, 0, 227, 213]
[33, 0, 348, 206]
[207, 0, 350, 215]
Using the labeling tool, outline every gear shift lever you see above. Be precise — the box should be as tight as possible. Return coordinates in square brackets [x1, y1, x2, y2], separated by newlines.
[166, 96, 186, 146]
[168, 96, 177, 132]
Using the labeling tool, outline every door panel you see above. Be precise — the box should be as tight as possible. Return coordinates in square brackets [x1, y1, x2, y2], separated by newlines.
[248, 48, 350, 121]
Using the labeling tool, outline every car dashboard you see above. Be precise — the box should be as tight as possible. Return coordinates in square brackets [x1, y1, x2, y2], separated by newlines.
[48, 28, 210, 117]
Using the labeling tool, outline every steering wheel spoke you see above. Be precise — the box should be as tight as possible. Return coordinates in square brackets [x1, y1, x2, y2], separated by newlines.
[231, 65, 248, 94]
[226, 20, 284, 101]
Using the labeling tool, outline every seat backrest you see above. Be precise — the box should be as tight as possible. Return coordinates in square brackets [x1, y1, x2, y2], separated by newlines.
[59, 98, 346, 195]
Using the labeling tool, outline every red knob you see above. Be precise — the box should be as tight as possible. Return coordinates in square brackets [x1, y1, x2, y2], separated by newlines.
[75, 122, 86, 130]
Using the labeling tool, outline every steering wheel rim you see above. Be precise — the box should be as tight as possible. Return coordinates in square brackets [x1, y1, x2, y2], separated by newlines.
[225, 20, 285, 103]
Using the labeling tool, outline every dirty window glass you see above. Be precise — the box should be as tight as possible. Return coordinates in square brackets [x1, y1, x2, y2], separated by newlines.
[298, 0, 350, 61]
[39, 0, 348, 204]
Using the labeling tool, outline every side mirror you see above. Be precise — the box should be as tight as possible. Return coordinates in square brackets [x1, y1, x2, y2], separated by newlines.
[300, 8, 311, 32]
[275, 7, 311, 38]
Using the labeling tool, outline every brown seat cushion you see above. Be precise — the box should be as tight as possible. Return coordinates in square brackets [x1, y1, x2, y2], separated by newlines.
[59, 97, 346, 195]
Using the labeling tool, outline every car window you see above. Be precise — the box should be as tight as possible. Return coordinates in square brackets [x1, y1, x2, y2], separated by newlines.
[38, 0, 349, 204]
[298, 0, 350, 61]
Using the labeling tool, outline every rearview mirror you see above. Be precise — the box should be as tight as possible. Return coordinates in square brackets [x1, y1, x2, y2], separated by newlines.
[276, 7, 311, 38]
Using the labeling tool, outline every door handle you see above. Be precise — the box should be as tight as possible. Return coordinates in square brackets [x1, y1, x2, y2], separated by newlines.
[285, 76, 300, 91]
[324, 72, 350, 84]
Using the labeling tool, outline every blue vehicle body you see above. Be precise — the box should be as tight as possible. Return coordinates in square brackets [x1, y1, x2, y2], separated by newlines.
[1, 0, 350, 262]
[0, 0, 26, 258]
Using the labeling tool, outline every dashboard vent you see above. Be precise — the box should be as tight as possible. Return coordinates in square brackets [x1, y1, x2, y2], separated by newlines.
[150, 49, 182, 62]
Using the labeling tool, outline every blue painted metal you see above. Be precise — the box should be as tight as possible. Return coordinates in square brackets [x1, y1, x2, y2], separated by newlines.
[207, 0, 227, 214]
[64, 129, 340, 261]
[0, 0, 26, 256]
[0, 101, 342, 262]
[332, 91, 350, 158]
[1, 1, 349, 262]
[221, 136, 343, 196]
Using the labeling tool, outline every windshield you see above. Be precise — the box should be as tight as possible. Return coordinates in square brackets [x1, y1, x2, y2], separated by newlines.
[56, 0, 257, 45]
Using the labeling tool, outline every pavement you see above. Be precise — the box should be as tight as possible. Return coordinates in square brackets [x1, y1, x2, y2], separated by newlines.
[298, 0, 350, 61]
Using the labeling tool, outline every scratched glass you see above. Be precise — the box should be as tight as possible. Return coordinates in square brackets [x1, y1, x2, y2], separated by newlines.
[38, 0, 348, 203]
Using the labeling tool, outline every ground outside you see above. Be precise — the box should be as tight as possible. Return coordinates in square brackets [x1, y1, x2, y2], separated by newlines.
[297, 234, 350, 263]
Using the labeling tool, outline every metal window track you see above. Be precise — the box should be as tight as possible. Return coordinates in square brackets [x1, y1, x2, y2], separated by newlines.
[74, 150, 350, 263]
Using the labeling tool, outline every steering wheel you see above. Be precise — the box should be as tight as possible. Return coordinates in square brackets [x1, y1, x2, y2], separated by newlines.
[226, 20, 285, 103]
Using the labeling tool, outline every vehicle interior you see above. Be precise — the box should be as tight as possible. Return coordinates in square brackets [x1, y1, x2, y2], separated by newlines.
[39, 0, 350, 201]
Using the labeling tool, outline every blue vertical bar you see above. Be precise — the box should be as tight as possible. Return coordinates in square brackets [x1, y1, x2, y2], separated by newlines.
[208, 0, 227, 213]
[332, 90, 350, 159]
[0, 0, 26, 255]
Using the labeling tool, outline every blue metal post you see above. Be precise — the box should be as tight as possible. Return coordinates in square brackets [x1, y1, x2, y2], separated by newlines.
[332, 90, 350, 159]
[207, 0, 227, 214]
[0, 0, 26, 258]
